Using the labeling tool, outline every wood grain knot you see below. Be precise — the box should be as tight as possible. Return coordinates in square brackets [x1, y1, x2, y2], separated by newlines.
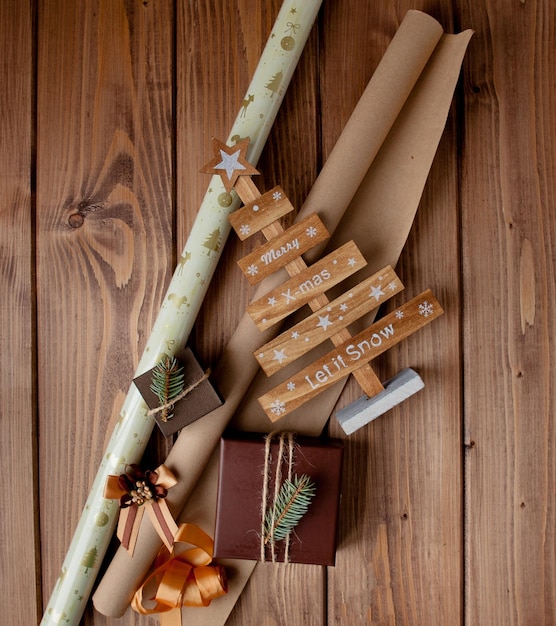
[67, 201, 105, 228]
[68, 212, 84, 228]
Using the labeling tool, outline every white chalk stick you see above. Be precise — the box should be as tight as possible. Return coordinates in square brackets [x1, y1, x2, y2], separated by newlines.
[336, 368, 424, 435]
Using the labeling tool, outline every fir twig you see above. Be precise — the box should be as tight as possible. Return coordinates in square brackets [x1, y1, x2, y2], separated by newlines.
[149, 356, 185, 421]
[264, 474, 316, 545]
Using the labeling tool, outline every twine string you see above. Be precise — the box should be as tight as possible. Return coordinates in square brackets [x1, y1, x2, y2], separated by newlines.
[283, 432, 294, 564]
[260, 434, 273, 561]
[147, 369, 211, 418]
[261, 431, 296, 563]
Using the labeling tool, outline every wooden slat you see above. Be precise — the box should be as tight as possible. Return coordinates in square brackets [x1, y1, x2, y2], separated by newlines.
[0, 2, 39, 624]
[247, 240, 366, 330]
[460, 1, 556, 624]
[229, 185, 294, 240]
[259, 290, 443, 420]
[256, 265, 403, 375]
[322, 3, 463, 625]
[36, 3, 174, 624]
[238, 213, 329, 284]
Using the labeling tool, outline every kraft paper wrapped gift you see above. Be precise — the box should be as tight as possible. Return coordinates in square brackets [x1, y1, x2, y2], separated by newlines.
[214, 433, 344, 565]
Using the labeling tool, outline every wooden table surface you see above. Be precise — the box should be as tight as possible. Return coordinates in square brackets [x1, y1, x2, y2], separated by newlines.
[2, 1, 555, 624]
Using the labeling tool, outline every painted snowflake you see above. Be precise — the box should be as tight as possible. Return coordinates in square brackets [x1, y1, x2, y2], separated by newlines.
[388, 281, 398, 291]
[239, 224, 250, 236]
[418, 301, 434, 318]
[273, 190, 282, 201]
[270, 399, 286, 416]
[247, 264, 259, 276]
[395, 310, 405, 319]
[306, 225, 318, 238]
[286, 382, 296, 391]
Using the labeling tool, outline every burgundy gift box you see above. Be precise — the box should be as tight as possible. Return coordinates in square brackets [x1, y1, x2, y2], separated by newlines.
[133, 347, 222, 437]
[214, 432, 344, 565]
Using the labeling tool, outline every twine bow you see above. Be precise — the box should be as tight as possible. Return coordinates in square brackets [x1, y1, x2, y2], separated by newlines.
[132, 523, 227, 625]
[104, 464, 178, 556]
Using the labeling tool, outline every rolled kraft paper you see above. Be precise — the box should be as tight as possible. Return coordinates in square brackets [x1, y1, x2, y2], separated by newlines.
[92, 11, 473, 619]
[40, 2, 323, 626]
[179, 29, 473, 626]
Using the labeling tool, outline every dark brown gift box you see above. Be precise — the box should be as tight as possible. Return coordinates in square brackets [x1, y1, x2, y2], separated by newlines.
[133, 347, 222, 437]
[214, 433, 344, 565]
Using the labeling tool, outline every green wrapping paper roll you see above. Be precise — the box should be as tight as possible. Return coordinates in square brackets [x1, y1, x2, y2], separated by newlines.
[40, 2, 323, 625]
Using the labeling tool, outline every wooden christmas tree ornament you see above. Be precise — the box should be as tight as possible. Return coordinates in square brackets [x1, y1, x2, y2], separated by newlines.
[203, 138, 444, 434]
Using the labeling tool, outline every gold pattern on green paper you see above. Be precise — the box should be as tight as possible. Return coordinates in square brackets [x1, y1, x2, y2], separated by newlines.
[202, 228, 222, 254]
[56, 567, 68, 590]
[115, 411, 127, 430]
[105, 452, 126, 468]
[47, 608, 68, 624]
[177, 251, 192, 274]
[218, 192, 233, 207]
[80, 546, 98, 573]
[167, 293, 189, 308]
[94, 512, 109, 527]
[240, 94, 255, 117]
[282, 19, 300, 51]
[231, 134, 250, 145]
[266, 71, 283, 97]
[281, 36, 295, 50]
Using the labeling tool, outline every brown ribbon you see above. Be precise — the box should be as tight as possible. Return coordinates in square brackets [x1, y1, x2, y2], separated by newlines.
[104, 464, 179, 555]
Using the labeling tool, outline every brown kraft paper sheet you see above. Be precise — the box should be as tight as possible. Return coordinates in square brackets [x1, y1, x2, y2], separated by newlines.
[92, 10, 472, 622]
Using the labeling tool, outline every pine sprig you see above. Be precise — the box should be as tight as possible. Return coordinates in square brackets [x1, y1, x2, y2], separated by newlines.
[149, 356, 185, 421]
[264, 474, 316, 545]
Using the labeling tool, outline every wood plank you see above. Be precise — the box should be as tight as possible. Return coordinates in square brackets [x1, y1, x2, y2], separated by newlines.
[259, 290, 443, 420]
[247, 240, 366, 330]
[321, 2, 463, 625]
[0, 2, 40, 624]
[459, 0, 556, 624]
[176, 2, 325, 625]
[36, 2, 174, 624]
[229, 185, 294, 240]
[256, 265, 402, 375]
[238, 213, 329, 284]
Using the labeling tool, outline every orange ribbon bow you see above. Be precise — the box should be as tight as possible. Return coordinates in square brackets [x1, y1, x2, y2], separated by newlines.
[104, 464, 178, 555]
[132, 522, 227, 625]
